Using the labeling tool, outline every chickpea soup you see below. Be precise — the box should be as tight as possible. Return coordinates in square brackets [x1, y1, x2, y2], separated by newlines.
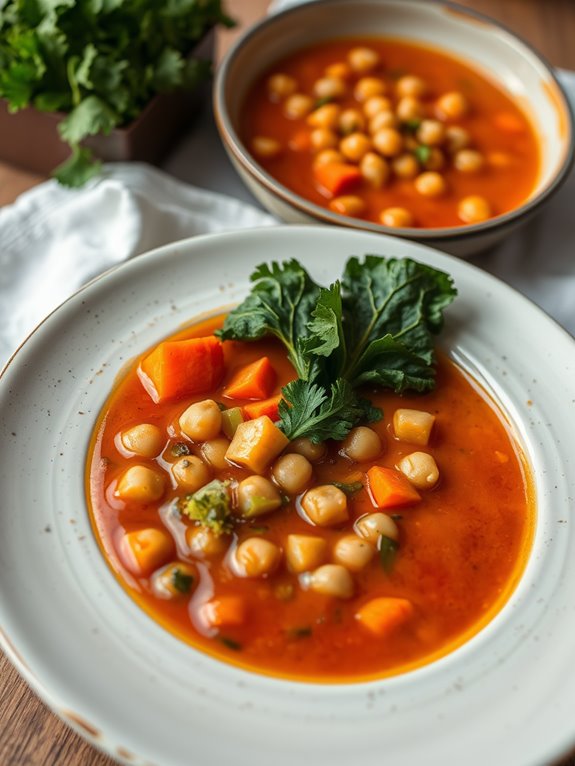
[242, 38, 540, 229]
[87, 256, 534, 681]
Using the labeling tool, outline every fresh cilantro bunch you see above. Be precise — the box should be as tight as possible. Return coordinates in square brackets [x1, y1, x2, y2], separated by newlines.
[0, 0, 234, 186]
[217, 256, 457, 443]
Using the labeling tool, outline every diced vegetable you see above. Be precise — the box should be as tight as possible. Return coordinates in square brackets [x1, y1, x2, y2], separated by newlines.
[201, 596, 247, 628]
[225, 415, 289, 474]
[286, 534, 328, 573]
[115, 465, 165, 502]
[119, 528, 174, 576]
[243, 394, 283, 422]
[139, 336, 224, 404]
[224, 357, 277, 400]
[393, 408, 435, 445]
[221, 406, 244, 439]
[313, 161, 362, 197]
[179, 479, 233, 536]
[355, 597, 414, 637]
[366, 466, 421, 508]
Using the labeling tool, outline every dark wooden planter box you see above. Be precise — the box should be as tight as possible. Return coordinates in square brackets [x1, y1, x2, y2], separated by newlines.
[0, 30, 214, 175]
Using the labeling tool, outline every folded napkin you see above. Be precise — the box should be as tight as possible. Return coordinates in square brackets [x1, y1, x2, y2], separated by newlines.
[0, 70, 573, 368]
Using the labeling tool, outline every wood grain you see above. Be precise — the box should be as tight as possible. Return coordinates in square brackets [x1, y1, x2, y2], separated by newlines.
[1, 1, 575, 765]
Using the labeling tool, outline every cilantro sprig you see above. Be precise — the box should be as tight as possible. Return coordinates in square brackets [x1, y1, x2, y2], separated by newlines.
[0, 0, 234, 186]
[217, 256, 456, 443]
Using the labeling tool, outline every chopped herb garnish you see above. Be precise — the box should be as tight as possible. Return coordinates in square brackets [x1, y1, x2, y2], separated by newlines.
[171, 568, 194, 594]
[286, 626, 312, 639]
[315, 96, 333, 108]
[403, 118, 422, 132]
[414, 145, 432, 165]
[330, 481, 364, 495]
[171, 442, 190, 457]
[249, 525, 270, 534]
[217, 257, 456, 444]
[179, 479, 233, 536]
[216, 401, 228, 411]
[379, 535, 399, 573]
[219, 636, 242, 651]
[390, 514, 403, 521]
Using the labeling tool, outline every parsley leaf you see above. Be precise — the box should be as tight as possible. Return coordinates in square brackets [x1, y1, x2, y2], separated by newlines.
[414, 144, 432, 164]
[379, 535, 399, 573]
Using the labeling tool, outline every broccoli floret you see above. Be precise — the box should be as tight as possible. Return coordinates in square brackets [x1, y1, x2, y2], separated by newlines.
[179, 479, 233, 536]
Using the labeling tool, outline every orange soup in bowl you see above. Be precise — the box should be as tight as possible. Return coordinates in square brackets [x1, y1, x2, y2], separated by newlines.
[241, 38, 540, 229]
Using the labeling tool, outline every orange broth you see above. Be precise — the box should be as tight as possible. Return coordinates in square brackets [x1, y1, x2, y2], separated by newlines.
[241, 38, 540, 228]
[87, 314, 534, 682]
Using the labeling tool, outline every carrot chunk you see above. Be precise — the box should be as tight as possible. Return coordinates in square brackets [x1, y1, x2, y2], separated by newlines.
[313, 161, 362, 197]
[366, 466, 421, 508]
[138, 335, 224, 404]
[119, 528, 174, 576]
[201, 596, 246, 628]
[356, 597, 414, 638]
[493, 111, 526, 134]
[224, 357, 277, 400]
[243, 394, 283, 422]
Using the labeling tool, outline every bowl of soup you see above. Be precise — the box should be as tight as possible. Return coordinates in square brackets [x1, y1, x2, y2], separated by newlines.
[214, 0, 574, 256]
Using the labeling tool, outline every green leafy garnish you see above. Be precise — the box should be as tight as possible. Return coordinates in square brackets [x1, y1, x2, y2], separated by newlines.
[219, 636, 242, 651]
[171, 442, 191, 457]
[414, 145, 432, 165]
[315, 96, 333, 108]
[403, 118, 422, 132]
[0, 0, 234, 186]
[379, 535, 399, 573]
[218, 256, 456, 443]
[330, 481, 364, 496]
[171, 568, 194, 595]
[286, 626, 312, 639]
[179, 479, 232, 536]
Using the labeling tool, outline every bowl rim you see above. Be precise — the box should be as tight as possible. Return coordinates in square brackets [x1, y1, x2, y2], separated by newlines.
[214, 0, 575, 241]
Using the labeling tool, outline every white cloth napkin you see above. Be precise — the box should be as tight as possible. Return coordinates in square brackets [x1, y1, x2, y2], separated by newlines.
[0, 69, 573, 367]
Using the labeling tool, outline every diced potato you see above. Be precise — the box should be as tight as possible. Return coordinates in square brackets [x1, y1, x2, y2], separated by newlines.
[393, 408, 435, 445]
[286, 534, 328, 573]
[355, 597, 414, 637]
[397, 451, 439, 489]
[120, 528, 174, 576]
[115, 465, 165, 502]
[225, 415, 289, 474]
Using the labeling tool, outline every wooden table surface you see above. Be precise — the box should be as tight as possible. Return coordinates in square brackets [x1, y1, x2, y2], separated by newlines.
[1, 1, 575, 764]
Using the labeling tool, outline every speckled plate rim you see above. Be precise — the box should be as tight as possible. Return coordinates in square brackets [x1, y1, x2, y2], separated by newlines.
[0, 225, 574, 766]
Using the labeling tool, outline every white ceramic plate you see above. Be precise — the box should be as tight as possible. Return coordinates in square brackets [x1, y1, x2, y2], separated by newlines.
[1, 226, 574, 766]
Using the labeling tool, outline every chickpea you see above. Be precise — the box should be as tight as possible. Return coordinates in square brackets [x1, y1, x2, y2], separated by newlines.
[396, 75, 427, 98]
[152, 562, 196, 599]
[305, 564, 354, 599]
[444, 125, 470, 153]
[436, 91, 469, 120]
[235, 537, 281, 577]
[179, 399, 221, 442]
[396, 96, 424, 123]
[348, 46, 380, 74]
[251, 136, 282, 159]
[360, 152, 390, 188]
[288, 437, 326, 463]
[310, 128, 339, 151]
[201, 437, 230, 471]
[333, 534, 375, 571]
[329, 195, 366, 217]
[423, 147, 446, 171]
[363, 95, 392, 119]
[307, 103, 341, 130]
[171, 455, 210, 492]
[355, 512, 399, 545]
[121, 423, 163, 458]
[397, 451, 439, 490]
[339, 132, 372, 162]
[284, 93, 314, 120]
[314, 148, 345, 166]
[237, 475, 282, 517]
[416, 119, 445, 147]
[326, 61, 352, 80]
[340, 426, 382, 462]
[392, 153, 419, 180]
[414, 171, 447, 198]
[314, 76, 346, 100]
[369, 111, 397, 134]
[338, 108, 366, 135]
[286, 534, 328, 573]
[272, 453, 313, 494]
[354, 76, 386, 103]
[116, 465, 165, 502]
[380, 206, 414, 228]
[267, 73, 297, 101]
[458, 195, 492, 224]
[301, 485, 348, 526]
[372, 127, 403, 157]
[186, 525, 229, 558]
[453, 148, 484, 173]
